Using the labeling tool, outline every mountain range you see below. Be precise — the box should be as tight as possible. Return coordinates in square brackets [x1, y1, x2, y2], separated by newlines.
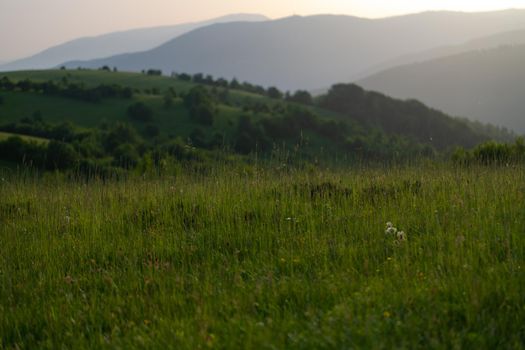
[3, 9, 525, 133]
[61, 9, 525, 91]
[0, 14, 268, 72]
[354, 28, 525, 80]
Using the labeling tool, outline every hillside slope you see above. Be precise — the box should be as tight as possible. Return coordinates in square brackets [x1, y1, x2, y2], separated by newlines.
[0, 14, 267, 72]
[63, 10, 525, 90]
[0, 69, 513, 155]
[359, 45, 525, 133]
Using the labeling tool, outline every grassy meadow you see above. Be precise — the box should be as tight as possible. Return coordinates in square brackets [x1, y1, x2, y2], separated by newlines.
[1, 164, 524, 349]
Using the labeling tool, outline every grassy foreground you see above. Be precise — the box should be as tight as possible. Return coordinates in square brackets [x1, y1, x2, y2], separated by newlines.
[0, 165, 524, 349]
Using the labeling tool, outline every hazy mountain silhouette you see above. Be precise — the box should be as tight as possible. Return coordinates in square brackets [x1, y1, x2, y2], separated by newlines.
[357, 28, 525, 80]
[359, 45, 525, 133]
[0, 14, 268, 72]
[62, 10, 525, 90]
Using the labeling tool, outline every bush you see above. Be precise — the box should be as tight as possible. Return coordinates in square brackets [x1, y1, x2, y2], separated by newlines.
[191, 105, 214, 126]
[51, 122, 76, 142]
[127, 102, 153, 122]
[112, 143, 140, 169]
[189, 128, 207, 148]
[234, 116, 269, 154]
[473, 141, 513, 164]
[163, 94, 174, 109]
[146, 69, 162, 76]
[184, 87, 215, 125]
[104, 122, 140, 152]
[267, 87, 283, 99]
[287, 90, 313, 105]
[178, 73, 192, 81]
[46, 140, 78, 169]
[0, 137, 46, 166]
[453, 138, 525, 165]
[143, 124, 160, 138]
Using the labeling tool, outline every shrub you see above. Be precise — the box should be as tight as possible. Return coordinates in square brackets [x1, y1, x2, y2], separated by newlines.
[143, 124, 160, 138]
[267, 87, 283, 99]
[112, 143, 140, 169]
[191, 105, 214, 126]
[127, 102, 153, 122]
[46, 140, 79, 169]
[146, 69, 162, 76]
[104, 122, 140, 152]
[287, 90, 313, 105]
[453, 138, 525, 165]
[184, 87, 215, 125]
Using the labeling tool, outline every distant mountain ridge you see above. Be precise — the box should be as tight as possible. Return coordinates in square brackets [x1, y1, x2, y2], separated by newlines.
[356, 27, 525, 80]
[62, 9, 525, 90]
[359, 44, 525, 133]
[0, 14, 268, 72]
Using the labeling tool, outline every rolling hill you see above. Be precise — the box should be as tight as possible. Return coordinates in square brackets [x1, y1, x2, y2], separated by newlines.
[0, 69, 513, 156]
[62, 10, 525, 91]
[359, 44, 525, 134]
[0, 14, 267, 72]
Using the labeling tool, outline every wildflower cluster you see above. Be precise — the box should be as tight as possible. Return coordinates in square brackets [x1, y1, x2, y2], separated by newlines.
[385, 222, 407, 242]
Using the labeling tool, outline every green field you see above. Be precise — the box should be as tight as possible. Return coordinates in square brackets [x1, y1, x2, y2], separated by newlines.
[2, 70, 197, 94]
[0, 131, 49, 144]
[0, 70, 375, 164]
[0, 70, 316, 142]
[1, 165, 524, 348]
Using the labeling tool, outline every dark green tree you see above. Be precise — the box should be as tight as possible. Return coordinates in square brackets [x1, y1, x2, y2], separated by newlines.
[112, 143, 140, 168]
[144, 124, 160, 138]
[146, 69, 162, 76]
[184, 87, 215, 125]
[127, 102, 153, 122]
[46, 140, 78, 169]
[267, 87, 283, 99]
[288, 90, 313, 105]
[163, 94, 174, 109]
[104, 122, 140, 152]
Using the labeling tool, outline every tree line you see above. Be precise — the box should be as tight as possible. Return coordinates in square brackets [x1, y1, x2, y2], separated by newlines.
[0, 76, 133, 103]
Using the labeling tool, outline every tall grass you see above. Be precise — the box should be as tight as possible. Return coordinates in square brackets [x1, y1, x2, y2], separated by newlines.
[0, 164, 524, 349]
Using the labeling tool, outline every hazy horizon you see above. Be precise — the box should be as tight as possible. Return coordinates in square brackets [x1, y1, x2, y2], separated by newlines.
[1, 0, 525, 63]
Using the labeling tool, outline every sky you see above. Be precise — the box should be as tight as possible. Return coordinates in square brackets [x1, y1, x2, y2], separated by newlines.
[1, 0, 524, 62]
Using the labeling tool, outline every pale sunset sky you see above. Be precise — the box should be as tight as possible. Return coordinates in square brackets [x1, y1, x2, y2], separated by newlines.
[1, 0, 524, 62]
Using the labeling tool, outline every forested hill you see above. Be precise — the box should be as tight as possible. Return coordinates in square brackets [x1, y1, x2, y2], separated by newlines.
[318, 84, 514, 150]
[0, 69, 514, 172]
[359, 44, 525, 133]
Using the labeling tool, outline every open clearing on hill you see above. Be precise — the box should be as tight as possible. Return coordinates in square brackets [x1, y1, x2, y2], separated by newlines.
[0, 131, 49, 144]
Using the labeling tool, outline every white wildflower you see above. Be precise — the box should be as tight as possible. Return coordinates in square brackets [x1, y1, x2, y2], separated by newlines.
[385, 222, 407, 242]
[385, 226, 397, 235]
[385, 222, 397, 236]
